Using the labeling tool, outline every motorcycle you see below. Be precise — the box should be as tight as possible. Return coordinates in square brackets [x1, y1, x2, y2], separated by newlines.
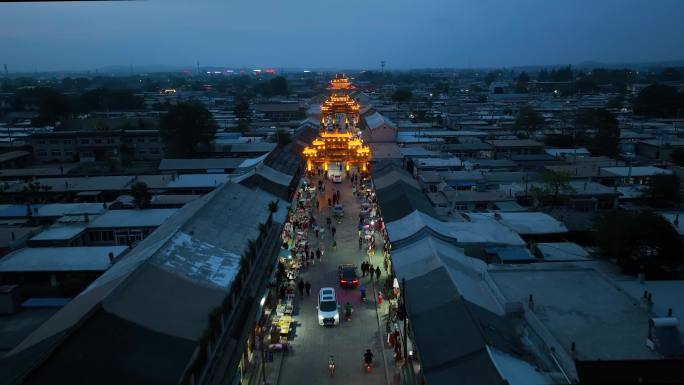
[363, 360, 373, 373]
[328, 356, 336, 376]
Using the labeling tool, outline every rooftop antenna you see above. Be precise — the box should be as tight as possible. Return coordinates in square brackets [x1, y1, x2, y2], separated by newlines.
[381, 60, 386, 74]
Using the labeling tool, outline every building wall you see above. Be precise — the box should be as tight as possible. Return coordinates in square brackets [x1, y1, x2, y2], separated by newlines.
[30, 131, 164, 162]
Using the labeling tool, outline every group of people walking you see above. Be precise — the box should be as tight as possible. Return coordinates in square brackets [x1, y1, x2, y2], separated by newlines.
[361, 261, 382, 281]
[298, 279, 312, 296]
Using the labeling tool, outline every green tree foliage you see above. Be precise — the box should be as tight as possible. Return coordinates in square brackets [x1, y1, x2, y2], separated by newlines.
[14, 87, 74, 126]
[648, 174, 681, 207]
[576, 108, 619, 158]
[670, 148, 684, 166]
[531, 171, 575, 200]
[159, 102, 217, 157]
[484, 71, 499, 86]
[575, 75, 597, 93]
[548, 66, 574, 82]
[81, 88, 144, 111]
[275, 129, 291, 148]
[234, 98, 251, 133]
[588, 68, 637, 89]
[269, 76, 289, 96]
[633, 84, 684, 118]
[131, 182, 151, 209]
[513, 106, 544, 137]
[606, 94, 626, 109]
[391, 89, 413, 104]
[514, 72, 529, 93]
[659, 68, 683, 82]
[21, 182, 52, 204]
[594, 210, 684, 278]
[537, 69, 549, 82]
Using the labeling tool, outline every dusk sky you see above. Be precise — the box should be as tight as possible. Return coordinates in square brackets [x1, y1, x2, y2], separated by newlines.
[1, 0, 683, 72]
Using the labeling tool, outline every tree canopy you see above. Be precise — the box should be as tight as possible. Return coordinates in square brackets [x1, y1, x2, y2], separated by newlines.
[513, 106, 544, 137]
[130, 182, 151, 209]
[275, 129, 291, 148]
[647, 174, 681, 207]
[81, 88, 144, 111]
[234, 98, 251, 133]
[576, 108, 619, 158]
[529, 171, 575, 206]
[391, 89, 413, 104]
[633, 84, 684, 118]
[594, 210, 683, 278]
[159, 102, 217, 157]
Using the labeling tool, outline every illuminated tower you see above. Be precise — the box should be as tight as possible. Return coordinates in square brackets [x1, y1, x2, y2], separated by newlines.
[303, 74, 370, 173]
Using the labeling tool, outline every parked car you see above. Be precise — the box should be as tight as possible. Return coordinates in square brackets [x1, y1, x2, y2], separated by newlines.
[317, 287, 340, 326]
[332, 174, 342, 183]
[338, 264, 359, 287]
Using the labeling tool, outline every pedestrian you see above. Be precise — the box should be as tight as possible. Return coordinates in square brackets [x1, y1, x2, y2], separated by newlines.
[304, 243, 309, 255]
[358, 237, 363, 250]
[315, 226, 319, 238]
[315, 199, 320, 211]
[377, 291, 383, 305]
[361, 261, 367, 276]
[305, 281, 312, 296]
[375, 266, 381, 281]
[326, 216, 331, 229]
[331, 226, 336, 239]
[316, 248, 322, 263]
[332, 240, 337, 251]
[328, 198, 332, 207]
[298, 280, 305, 296]
[310, 251, 315, 263]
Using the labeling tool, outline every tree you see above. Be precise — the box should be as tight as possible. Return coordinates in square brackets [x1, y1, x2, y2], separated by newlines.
[513, 106, 544, 137]
[648, 174, 681, 207]
[130, 182, 151, 209]
[633, 84, 684, 118]
[484, 71, 499, 86]
[21, 182, 52, 204]
[268, 200, 279, 213]
[606, 94, 625, 109]
[275, 129, 291, 148]
[391, 89, 412, 104]
[529, 171, 575, 205]
[515, 72, 529, 93]
[234, 98, 251, 133]
[269, 76, 289, 96]
[671, 148, 684, 166]
[30, 88, 72, 127]
[594, 210, 684, 278]
[659, 68, 683, 82]
[576, 108, 619, 158]
[81, 88, 144, 111]
[159, 102, 217, 157]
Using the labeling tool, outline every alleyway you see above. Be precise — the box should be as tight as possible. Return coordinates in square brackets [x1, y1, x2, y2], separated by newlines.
[277, 171, 391, 385]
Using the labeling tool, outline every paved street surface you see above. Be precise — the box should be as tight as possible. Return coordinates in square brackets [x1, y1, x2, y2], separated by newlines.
[278, 172, 388, 385]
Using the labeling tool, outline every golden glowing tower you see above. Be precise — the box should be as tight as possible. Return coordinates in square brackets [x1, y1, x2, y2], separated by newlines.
[303, 74, 370, 172]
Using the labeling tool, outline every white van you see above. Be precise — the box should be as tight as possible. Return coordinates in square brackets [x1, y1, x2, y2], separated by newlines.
[317, 287, 340, 326]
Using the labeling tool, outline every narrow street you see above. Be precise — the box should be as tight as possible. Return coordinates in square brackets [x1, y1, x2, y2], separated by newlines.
[277, 171, 388, 385]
